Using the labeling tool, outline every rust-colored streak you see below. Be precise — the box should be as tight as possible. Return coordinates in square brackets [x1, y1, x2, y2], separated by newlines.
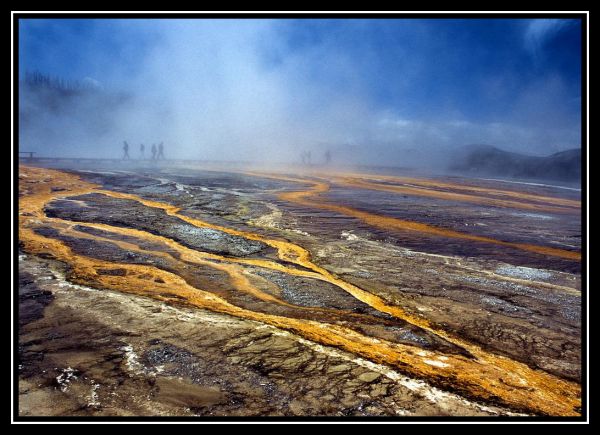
[300, 199, 580, 261]
[334, 172, 580, 206]
[18, 165, 581, 416]
[242, 171, 580, 261]
[335, 176, 580, 214]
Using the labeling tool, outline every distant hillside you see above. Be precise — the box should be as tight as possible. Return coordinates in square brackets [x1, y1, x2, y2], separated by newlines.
[449, 145, 581, 182]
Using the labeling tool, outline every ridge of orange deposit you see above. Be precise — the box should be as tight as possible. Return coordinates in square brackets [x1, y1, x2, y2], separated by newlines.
[241, 171, 580, 261]
[334, 175, 580, 214]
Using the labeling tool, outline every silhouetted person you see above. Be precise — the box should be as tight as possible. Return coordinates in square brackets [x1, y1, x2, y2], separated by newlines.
[122, 141, 130, 160]
[157, 142, 164, 159]
[324, 150, 331, 165]
[151, 144, 157, 160]
[140, 143, 145, 159]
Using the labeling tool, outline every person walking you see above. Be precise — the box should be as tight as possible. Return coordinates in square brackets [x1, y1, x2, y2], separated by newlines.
[140, 143, 145, 159]
[122, 141, 130, 160]
[157, 142, 164, 160]
[151, 144, 157, 160]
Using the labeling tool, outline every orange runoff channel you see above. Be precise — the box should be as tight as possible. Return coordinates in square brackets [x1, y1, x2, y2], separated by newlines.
[18, 166, 581, 416]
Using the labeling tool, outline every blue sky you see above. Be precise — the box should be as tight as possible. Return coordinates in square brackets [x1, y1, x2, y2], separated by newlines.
[18, 17, 583, 161]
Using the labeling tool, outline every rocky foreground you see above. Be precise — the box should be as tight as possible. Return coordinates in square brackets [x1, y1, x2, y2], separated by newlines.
[17, 163, 582, 417]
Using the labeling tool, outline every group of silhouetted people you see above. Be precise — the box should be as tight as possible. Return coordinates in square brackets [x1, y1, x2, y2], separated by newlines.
[123, 141, 165, 160]
[300, 150, 332, 166]
[300, 150, 312, 165]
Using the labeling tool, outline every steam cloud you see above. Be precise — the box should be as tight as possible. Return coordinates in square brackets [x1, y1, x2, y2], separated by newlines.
[18, 18, 582, 167]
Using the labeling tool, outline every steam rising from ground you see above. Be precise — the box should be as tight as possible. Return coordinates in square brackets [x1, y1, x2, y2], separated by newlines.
[18, 19, 582, 167]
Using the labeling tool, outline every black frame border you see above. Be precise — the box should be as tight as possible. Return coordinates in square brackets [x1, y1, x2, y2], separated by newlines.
[12, 10, 589, 423]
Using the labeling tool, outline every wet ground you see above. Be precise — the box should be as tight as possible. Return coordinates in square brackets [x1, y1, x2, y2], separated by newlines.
[17, 161, 582, 417]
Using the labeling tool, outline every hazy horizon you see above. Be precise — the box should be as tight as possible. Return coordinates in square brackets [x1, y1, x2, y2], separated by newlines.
[18, 18, 583, 166]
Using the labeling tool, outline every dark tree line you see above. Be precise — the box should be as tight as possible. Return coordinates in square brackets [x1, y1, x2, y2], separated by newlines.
[22, 71, 100, 93]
